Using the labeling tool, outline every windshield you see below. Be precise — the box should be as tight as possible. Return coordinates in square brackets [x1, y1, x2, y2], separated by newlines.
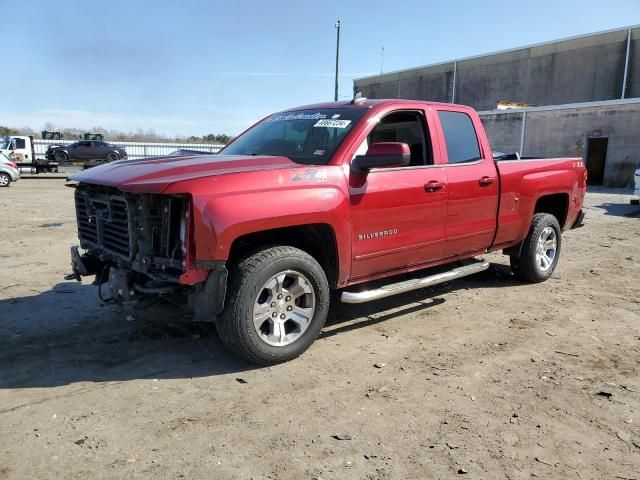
[0, 137, 10, 150]
[222, 108, 367, 165]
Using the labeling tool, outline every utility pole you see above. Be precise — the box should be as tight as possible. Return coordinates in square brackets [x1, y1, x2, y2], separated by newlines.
[380, 46, 384, 74]
[334, 20, 341, 101]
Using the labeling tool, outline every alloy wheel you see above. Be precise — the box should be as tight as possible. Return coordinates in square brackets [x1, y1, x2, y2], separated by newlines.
[252, 270, 316, 347]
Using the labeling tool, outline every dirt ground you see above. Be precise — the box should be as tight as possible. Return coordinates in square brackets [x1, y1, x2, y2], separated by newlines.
[1, 178, 639, 480]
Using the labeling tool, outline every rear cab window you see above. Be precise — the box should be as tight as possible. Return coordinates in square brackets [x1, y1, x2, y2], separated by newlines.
[437, 111, 481, 164]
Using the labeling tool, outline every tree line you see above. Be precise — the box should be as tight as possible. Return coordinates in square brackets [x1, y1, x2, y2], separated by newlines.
[0, 124, 232, 144]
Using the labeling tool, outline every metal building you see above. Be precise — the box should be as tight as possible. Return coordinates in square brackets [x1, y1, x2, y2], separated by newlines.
[354, 25, 640, 187]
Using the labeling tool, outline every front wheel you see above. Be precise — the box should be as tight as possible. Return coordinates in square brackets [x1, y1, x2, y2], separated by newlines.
[54, 151, 68, 163]
[218, 246, 330, 365]
[0, 172, 11, 187]
[106, 152, 119, 162]
[510, 213, 561, 283]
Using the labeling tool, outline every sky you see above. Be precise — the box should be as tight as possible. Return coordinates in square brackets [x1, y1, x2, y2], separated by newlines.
[2, 0, 639, 136]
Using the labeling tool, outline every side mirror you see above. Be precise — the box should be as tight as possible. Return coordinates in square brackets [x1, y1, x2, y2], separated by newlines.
[352, 142, 410, 174]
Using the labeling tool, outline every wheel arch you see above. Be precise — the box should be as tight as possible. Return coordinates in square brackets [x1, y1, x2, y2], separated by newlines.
[504, 193, 569, 258]
[227, 223, 340, 288]
[533, 192, 569, 229]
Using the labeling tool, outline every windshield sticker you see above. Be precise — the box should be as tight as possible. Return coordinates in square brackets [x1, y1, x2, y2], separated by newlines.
[313, 149, 326, 156]
[265, 112, 327, 123]
[331, 114, 341, 119]
[291, 168, 328, 183]
[314, 119, 352, 128]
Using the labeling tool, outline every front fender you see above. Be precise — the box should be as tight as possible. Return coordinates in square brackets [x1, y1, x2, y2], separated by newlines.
[163, 165, 352, 278]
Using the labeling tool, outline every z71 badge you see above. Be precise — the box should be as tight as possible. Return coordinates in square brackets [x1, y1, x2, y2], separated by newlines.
[358, 229, 398, 241]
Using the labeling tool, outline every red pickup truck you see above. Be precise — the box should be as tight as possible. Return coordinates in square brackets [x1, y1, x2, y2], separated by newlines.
[67, 99, 586, 364]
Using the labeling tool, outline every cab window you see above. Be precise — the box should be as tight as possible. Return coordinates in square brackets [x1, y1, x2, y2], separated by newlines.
[366, 111, 432, 166]
[438, 111, 481, 164]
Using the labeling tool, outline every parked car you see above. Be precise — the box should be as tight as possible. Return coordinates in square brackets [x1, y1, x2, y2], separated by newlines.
[0, 153, 21, 186]
[47, 141, 127, 163]
[66, 98, 587, 365]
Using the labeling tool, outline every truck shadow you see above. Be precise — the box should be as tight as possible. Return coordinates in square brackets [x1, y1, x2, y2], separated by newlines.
[0, 265, 519, 389]
[593, 202, 640, 218]
[0, 282, 247, 389]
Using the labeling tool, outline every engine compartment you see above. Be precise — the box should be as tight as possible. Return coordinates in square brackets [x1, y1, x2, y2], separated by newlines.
[73, 183, 188, 286]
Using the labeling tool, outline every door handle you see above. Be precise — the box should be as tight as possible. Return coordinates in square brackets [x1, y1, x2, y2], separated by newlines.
[424, 180, 444, 192]
[479, 176, 496, 186]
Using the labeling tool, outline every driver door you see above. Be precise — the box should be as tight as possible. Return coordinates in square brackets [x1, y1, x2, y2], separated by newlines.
[348, 109, 448, 280]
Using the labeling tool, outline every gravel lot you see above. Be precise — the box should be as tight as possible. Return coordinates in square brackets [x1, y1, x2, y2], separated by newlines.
[1, 179, 639, 479]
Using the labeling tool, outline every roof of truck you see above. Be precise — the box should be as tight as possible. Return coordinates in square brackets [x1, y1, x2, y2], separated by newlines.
[286, 99, 466, 111]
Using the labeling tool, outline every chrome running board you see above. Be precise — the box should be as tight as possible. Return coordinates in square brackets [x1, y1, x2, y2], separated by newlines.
[340, 261, 490, 304]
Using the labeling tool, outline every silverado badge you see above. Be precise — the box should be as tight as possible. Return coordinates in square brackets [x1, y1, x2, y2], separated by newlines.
[358, 229, 398, 241]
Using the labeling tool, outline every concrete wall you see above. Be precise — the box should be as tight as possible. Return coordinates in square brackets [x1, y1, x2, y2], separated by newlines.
[355, 26, 640, 187]
[480, 112, 524, 155]
[361, 63, 454, 103]
[628, 28, 640, 98]
[480, 102, 640, 187]
[355, 27, 638, 110]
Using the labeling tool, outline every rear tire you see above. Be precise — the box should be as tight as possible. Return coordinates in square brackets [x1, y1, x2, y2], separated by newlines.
[218, 246, 330, 365]
[0, 173, 11, 187]
[511, 213, 561, 283]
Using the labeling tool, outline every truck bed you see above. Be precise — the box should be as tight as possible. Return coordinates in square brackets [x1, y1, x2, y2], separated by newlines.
[493, 157, 586, 248]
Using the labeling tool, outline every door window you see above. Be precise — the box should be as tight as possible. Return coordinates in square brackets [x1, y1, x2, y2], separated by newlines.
[438, 111, 481, 164]
[13, 138, 26, 149]
[364, 111, 432, 166]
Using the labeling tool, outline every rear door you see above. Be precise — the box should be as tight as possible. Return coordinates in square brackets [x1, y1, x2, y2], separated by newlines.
[434, 108, 499, 257]
[348, 108, 448, 279]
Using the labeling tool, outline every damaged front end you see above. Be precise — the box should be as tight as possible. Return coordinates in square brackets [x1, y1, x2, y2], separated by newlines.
[66, 183, 225, 319]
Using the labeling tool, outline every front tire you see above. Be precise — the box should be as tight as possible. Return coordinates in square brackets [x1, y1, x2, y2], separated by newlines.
[106, 152, 119, 162]
[511, 213, 561, 283]
[54, 151, 68, 163]
[218, 246, 330, 365]
[0, 172, 11, 187]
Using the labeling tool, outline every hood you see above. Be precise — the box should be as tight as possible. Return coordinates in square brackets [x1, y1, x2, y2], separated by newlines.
[69, 154, 297, 193]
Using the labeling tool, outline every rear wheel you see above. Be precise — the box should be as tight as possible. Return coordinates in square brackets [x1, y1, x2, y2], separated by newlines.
[218, 246, 330, 365]
[54, 151, 68, 163]
[510, 213, 561, 283]
[0, 173, 10, 187]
